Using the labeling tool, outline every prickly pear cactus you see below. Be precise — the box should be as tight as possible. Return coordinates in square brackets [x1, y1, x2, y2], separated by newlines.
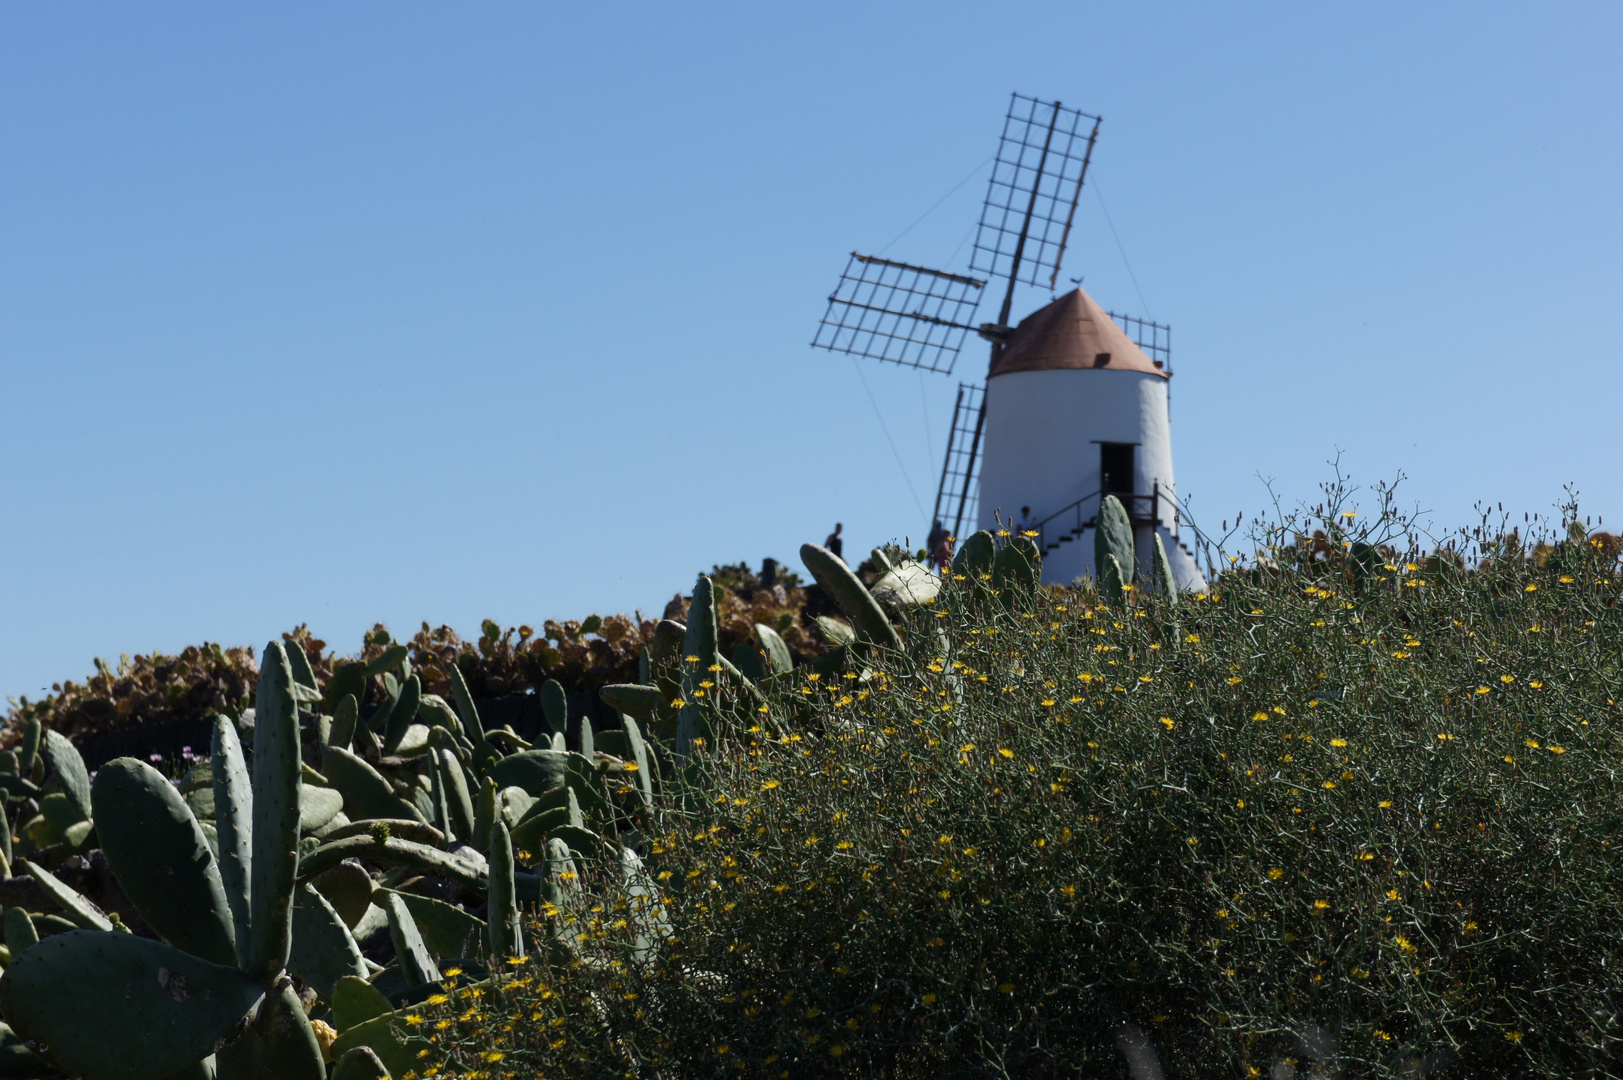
[1095, 494, 1136, 588]
[0, 930, 263, 1080]
[992, 536, 1041, 599]
[951, 530, 996, 578]
[247, 641, 302, 981]
[1101, 552, 1128, 607]
[212, 715, 254, 967]
[1153, 532, 1179, 602]
[487, 820, 523, 961]
[799, 545, 903, 650]
[90, 757, 238, 967]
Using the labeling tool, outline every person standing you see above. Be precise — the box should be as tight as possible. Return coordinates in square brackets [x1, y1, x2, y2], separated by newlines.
[825, 523, 844, 560]
[927, 519, 950, 570]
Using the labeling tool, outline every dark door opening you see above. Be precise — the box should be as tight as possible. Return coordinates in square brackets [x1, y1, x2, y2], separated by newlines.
[1100, 443, 1135, 496]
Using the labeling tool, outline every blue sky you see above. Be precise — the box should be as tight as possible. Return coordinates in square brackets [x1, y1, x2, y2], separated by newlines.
[4, 3, 1620, 702]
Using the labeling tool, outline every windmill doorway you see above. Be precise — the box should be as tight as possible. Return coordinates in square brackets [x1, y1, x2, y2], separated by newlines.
[1099, 442, 1136, 496]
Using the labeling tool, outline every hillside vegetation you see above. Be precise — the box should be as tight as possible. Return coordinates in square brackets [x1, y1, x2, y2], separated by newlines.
[0, 495, 1615, 1080]
[417, 506, 1621, 1079]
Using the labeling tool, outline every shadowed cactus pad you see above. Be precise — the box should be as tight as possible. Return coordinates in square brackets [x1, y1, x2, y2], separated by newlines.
[0, 930, 263, 1080]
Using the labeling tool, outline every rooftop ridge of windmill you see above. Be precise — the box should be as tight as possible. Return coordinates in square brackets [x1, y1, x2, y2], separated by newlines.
[812, 92, 1208, 594]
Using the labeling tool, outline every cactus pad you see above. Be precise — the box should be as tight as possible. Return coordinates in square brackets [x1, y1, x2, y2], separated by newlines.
[91, 757, 237, 968]
[0, 930, 263, 1080]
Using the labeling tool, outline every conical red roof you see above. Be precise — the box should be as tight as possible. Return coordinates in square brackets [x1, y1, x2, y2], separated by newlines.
[988, 288, 1166, 379]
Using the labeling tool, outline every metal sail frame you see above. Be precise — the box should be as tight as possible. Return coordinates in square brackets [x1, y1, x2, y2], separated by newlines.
[933, 95, 1102, 539]
[810, 92, 1142, 542]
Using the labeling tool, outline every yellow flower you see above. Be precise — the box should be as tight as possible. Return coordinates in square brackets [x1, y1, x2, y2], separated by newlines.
[1313, 900, 1330, 911]
[1524, 583, 1537, 592]
[1506, 1031, 1523, 1043]
[1330, 738, 1347, 747]
[997, 747, 1014, 758]
[1548, 745, 1566, 754]
[761, 780, 780, 791]
[921, 993, 938, 1005]
[1228, 676, 1243, 686]
[1500, 674, 1515, 684]
[1160, 718, 1174, 730]
[1475, 686, 1491, 695]
[1268, 868, 1284, 880]
[1252, 711, 1269, 721]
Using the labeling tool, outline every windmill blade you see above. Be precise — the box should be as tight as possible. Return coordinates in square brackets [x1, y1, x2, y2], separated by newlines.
[1107, 312, 1171, 374]
[811, 253, 986, 375]
[972, 95, 1102, 294]
[932, 381, 986, 539]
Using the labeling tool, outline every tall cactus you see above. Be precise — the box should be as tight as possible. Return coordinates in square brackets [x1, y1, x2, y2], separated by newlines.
[487, 820, 523, 961]
[212, 715, 254, 966]
[1153, 532, 1179, 603]
[675, 575, 722, 755]
[247, 641, 302, 981]
[1100, 553, 1128, 606]
[1095, 494, 1136, 590]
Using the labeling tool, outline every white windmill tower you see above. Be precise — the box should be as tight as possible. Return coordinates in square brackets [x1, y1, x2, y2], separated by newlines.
[976, 288, 1206, 590]
[812, 94, 1207, 592]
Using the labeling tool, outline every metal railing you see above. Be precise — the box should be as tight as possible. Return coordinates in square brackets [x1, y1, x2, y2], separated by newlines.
[1029, 482, 1176, 554]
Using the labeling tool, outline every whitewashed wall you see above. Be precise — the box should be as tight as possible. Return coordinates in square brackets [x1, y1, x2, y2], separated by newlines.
[977, 367, 1204, 591]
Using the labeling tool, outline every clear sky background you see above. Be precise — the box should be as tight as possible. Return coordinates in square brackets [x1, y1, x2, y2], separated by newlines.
[4, 3, 1620, 703]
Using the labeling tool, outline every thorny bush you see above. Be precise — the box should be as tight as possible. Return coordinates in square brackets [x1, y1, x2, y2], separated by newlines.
[414, 498, 1620, 1079]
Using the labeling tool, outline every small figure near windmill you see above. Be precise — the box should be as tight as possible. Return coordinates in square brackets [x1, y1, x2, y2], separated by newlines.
[813, 93, 1207, 593]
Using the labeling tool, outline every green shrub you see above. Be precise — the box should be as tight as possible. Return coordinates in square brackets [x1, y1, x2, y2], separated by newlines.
[417, 509, 1621, 1078]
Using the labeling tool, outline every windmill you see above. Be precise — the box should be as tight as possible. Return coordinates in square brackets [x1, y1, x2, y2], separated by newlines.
[811, 93, 1206, 591]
